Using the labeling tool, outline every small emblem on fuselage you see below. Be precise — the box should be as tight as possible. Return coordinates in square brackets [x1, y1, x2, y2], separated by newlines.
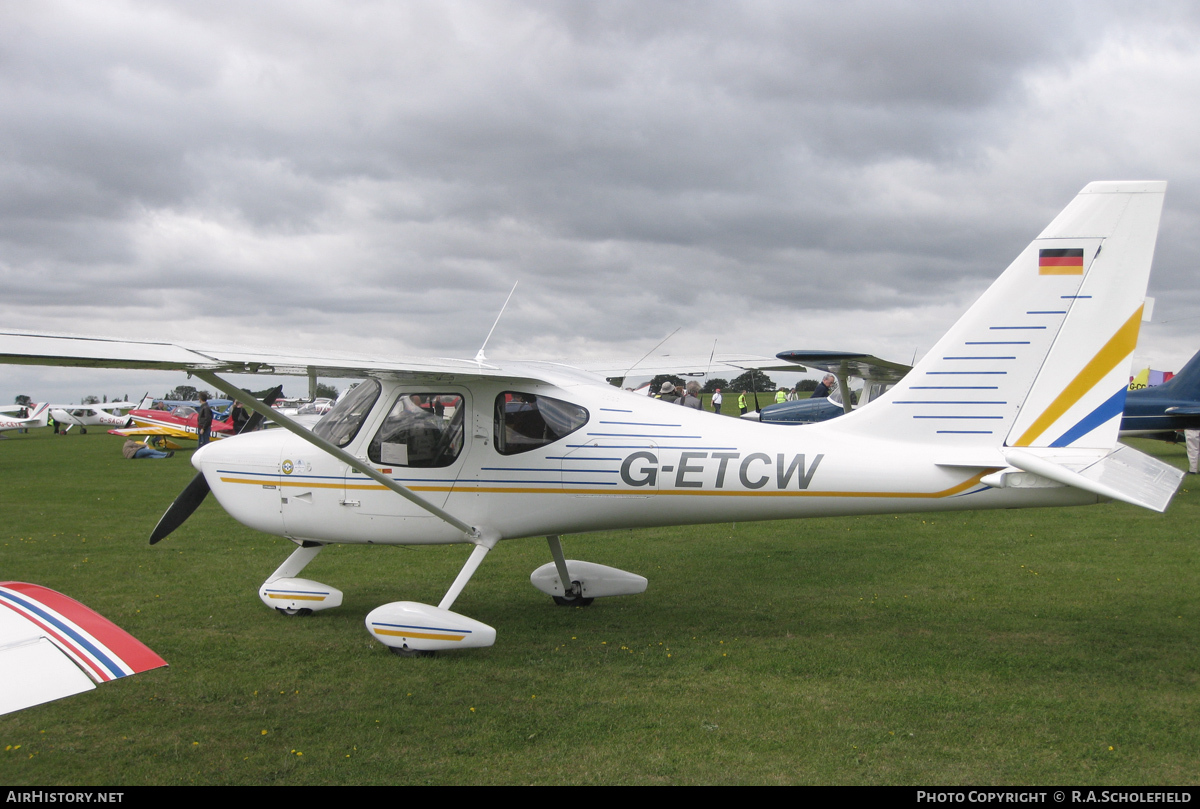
[282, 460, 294, 475]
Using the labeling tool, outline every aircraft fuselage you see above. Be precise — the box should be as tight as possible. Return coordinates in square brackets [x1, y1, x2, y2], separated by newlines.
[195, 373, 1098, 548]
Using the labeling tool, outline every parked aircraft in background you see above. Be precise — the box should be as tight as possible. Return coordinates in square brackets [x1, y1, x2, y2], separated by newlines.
[0, 181, 1181, 657]
[48, 401, 136, 433]
[1120, 347, 1200, 437]
[108, 404, 237, 448]
[0, 402, 49, 434]
[745, 351, 911, 424]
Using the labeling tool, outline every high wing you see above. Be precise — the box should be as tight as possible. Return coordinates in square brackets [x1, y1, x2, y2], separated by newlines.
[775, 350, 912, 384]
[0, 330, 549, 383]
[0, 331, 798, 391]
[0, 582, 167, 715]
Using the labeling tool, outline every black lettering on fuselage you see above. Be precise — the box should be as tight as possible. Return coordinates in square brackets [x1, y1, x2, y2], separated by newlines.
[675, 452, 707, 487]
[618, 450, 822, 491]
[777, 453, 823, 489]
[739, 453, 771, 489]
[711, 452, 740, 487]
[620, 451, 658, 487]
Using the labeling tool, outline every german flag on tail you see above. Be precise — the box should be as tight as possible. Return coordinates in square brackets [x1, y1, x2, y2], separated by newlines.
[1039, 248, 1084, 275]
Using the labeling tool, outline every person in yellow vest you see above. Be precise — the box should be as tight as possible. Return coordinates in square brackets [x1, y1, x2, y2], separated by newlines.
[738, 391, 748, 415]
[775, 388, 787, 404]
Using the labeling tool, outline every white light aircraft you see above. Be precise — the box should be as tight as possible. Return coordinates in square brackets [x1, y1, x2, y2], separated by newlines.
[48, 401, 137, 433]
[0, 181, 1182, 656]
[0, 402, 50, 434]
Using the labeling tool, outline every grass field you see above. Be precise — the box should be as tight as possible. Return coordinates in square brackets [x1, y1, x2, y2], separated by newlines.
[1, 428, 1197, 785]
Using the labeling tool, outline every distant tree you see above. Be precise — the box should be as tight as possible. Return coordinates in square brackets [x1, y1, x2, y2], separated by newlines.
[729, 370, 775, 392]
[315, 382, 339, 400]
[650, 374, 687, 393]
[797, 379, 818, 392]
[14, 395, 31, 407]
[702, 378, 729, 394]
[167, 385, 198, 401]
[82, 395, 100, 405]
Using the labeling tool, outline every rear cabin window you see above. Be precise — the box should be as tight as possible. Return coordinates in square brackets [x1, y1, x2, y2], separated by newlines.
[312, 379, 381, 448]
[368, 393, 465, 467]
[494, 392, 588, 455]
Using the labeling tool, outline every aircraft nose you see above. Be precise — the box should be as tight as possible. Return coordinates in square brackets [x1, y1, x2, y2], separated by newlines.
[192, 442, 214, 471]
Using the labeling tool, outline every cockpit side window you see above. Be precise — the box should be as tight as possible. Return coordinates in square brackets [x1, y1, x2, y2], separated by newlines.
[494, 392, 588, 455]
[368, 393, 465, 467]
[312, 379, 381, 448]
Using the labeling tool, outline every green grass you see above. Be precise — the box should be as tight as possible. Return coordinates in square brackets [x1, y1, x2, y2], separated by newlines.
[1, 429, 1197, 784]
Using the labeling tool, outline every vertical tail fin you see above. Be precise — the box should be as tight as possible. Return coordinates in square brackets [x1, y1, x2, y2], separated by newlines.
[28, 402, 50, 427]
[842, 181, 1166, 452]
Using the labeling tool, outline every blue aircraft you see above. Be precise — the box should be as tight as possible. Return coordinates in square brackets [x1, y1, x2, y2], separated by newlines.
[745, 350, 911, 424]
[1119, 347, 1200, 438]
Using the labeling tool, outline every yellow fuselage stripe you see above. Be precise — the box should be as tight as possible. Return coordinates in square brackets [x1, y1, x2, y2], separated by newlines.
[220, 470, 995, 499]
[373, 628, 465, 641]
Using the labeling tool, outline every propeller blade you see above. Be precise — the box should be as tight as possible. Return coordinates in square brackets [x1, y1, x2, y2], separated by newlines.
[234, 385, 282, 435]
[148, 385, 284, 545]
[149, 472, 210, 545]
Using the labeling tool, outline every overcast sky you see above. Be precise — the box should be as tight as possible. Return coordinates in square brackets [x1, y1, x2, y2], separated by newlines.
[4, 0, 1200, 403]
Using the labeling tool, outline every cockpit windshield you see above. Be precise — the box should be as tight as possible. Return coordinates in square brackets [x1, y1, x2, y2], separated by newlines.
[827, 382, 843, 408]
[312, 379, 381, 448]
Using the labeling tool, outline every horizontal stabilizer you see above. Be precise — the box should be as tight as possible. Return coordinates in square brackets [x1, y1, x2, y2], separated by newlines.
[1003, 445, 1183, 513]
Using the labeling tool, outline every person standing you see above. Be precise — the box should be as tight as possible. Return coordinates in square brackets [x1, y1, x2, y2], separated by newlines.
[811, 374, 835, 399]
[196, 392, 213, 449]
[657, 381, 680, 404]
[738, 391, 748, 415]
[711, 388, 723, 414]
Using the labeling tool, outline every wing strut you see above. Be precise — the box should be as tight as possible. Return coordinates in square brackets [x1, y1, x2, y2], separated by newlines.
[194, 371, 480, 539]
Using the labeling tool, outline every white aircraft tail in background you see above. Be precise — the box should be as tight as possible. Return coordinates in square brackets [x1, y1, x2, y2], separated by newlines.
[0, 402, 49, 434]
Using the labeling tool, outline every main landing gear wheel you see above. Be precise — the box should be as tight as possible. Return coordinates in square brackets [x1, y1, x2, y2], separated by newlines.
[275, 607, 313, 617]
[388, 646, 436, 658]
[552, 583, 594, 607]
